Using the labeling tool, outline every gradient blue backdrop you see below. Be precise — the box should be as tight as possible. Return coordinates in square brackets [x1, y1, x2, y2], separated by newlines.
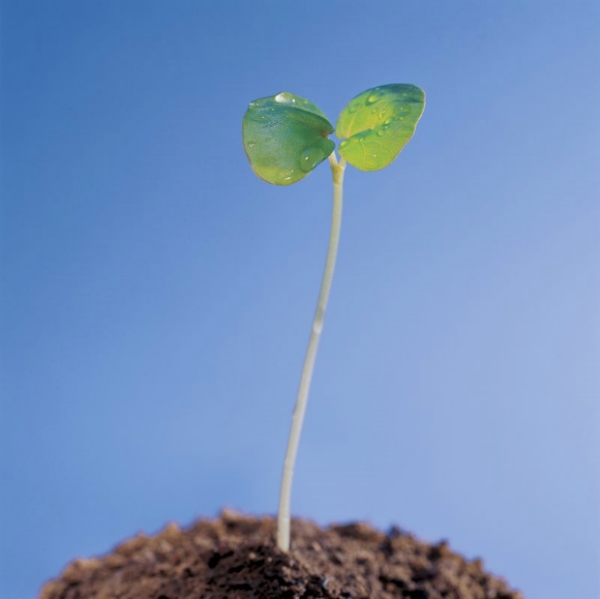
[1, 2, 598, 598]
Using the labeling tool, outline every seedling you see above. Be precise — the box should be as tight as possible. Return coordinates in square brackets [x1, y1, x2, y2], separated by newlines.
[242, 84, 425, 552]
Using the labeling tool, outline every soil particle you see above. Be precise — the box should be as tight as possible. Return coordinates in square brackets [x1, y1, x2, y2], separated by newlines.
[39, 509, 523, 599]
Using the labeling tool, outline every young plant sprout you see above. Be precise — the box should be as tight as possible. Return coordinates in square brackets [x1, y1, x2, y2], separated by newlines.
[242, 84, 425, 552]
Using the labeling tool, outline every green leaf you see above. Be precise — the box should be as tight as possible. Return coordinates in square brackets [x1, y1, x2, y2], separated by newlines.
[336, 84, 425, 172]
[243, 92, 335, 186]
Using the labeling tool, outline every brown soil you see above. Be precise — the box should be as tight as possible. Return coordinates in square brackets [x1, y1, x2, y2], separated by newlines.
[39, 509, 523, 599]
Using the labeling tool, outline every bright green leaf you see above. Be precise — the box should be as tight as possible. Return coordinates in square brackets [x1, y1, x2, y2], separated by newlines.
[243, 92, 335, 186]
[336, 84, 425, 172]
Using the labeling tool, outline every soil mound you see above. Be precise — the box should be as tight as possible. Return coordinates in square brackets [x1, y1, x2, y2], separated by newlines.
[39, 509, 523, 599]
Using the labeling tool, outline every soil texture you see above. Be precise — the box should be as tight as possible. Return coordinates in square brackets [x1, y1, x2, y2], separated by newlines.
[39, 509, 523, 599]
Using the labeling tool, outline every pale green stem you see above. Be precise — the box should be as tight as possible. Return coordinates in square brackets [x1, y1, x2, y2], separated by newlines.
[276, 152, 346, 552]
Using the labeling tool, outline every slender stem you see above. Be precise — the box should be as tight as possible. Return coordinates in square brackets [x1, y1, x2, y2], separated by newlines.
[276, 153, 346, 552]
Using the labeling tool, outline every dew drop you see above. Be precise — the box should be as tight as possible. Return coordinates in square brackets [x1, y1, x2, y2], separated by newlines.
[339, 140, 348, 148]
[348, 103, 359, 114]
[275, 92, 294, 104]
[246, 141, 256, 148]
[365, 88, 383, 105]
[299, 145, 326, 173]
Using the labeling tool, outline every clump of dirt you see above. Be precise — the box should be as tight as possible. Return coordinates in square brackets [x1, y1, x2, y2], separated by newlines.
[39, 509, 523, 599]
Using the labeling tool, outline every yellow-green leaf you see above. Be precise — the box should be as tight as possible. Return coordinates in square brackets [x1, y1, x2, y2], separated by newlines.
[243, 92, 335, 186]
[336, 84, 425, 172]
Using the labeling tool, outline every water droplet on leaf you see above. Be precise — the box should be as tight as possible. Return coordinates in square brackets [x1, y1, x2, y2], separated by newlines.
[275, 92, 294, 104]
[299, 145, 326, 172]
[366, 94, 379, 105]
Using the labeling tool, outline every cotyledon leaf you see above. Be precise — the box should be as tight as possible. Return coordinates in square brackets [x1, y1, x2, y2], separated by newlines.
[243, 92, 335, 186]
[336, 84, 425, 172]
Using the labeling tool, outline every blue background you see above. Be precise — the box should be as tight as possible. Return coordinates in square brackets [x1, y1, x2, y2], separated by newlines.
[1, 2, 598, 598]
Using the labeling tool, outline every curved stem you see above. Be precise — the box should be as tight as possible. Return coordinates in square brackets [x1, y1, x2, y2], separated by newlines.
[277, 153, 346, 552]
